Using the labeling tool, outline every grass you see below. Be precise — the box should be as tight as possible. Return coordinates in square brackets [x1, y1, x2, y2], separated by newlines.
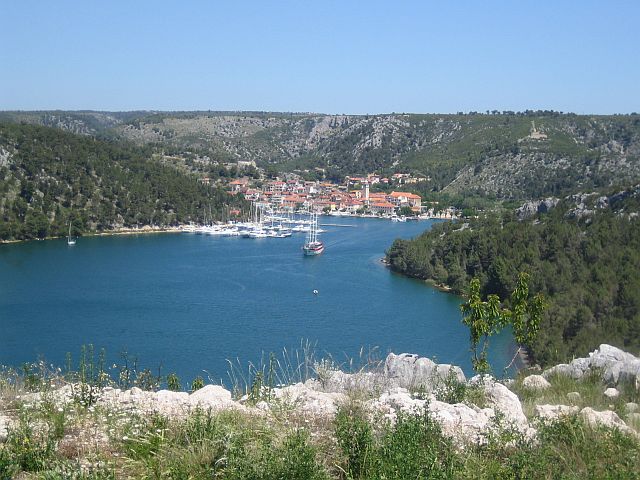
[511, 368, 640, 422]
[2, 349, 640, 478]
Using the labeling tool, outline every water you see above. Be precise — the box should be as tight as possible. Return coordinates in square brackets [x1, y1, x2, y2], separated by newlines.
[0, 217, 516, 383]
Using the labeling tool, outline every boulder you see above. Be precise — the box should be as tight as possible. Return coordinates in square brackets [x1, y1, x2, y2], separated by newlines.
[369, 387, 497, 445]
[384, 353, 465, 391]
[628, 412, 640, 424]
[603, 388, 620, 399]
[522, 375, 551, 390]
[0, 414, 11, 443]
[319, 370, 384, 394]
[273, 382, 344, 416]
[566, 392, 581, 403]
[543, 344, 640, 388]
[471, 376, 528, 429]
[534, 404, 579, 421]
[579, 407, 635, 436]
[189, 385, 233, 408]
[625, 402, 639, 414]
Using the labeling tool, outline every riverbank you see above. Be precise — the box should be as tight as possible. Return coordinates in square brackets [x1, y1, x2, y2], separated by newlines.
[0, 225, 184, 245]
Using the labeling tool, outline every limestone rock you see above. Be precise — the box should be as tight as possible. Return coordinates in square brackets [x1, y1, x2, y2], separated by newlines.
[534, 404, 579, 421]
[603, 387, 620, 399]
[369, 387, 497, 445]
[516, 197, 559, 220]
[566, 392, 581, 403]
[522, 375, 551, 390]
[543, 344, 640, 388]
[472, 377, 528, 428]
[318, 370, 384, 394]
[625, 402, 639, 413]
[628, 412, 640, 424]
[0, 414, 12, 443]
[188, 385, 233, 408]
[579, 407, 635, 436]
[273, 382, 344, 416]
[384, 353, 465, 392]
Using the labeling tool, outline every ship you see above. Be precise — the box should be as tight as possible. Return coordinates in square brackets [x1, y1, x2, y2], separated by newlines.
[302, 211, 324, 256]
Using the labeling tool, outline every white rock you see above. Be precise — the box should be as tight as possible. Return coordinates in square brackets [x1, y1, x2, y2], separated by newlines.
[384, 353, 465, 391]
[567, 392, 581, 403]
[625, 402, 639, 413]
[319, 370, 383, 394]
[189, 385, 233, 408]
[534, 404, 579, 421]
[155, 389, 189, 404]
[473, 377, 528, 428]
[579, 407, 635, 436]
[603, 387, 620, 399]
[543, 344, 640, 388]
[0, 415, 11, 443]
[522, 375, 551, 390]
[273, 383, 344, 416]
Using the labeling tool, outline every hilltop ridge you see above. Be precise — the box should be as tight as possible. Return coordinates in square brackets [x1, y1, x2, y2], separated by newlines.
[2, 110, 640, 201]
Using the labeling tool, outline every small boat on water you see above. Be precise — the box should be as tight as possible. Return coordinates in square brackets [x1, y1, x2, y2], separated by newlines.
[67, 221, 76, 246]
[302, 211, 324, 256]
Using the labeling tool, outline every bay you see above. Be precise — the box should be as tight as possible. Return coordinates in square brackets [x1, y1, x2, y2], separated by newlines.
[0, 217, 516, 384]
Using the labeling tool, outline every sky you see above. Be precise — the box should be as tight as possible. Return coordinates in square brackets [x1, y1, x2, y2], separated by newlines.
[1, 1, 639, 114]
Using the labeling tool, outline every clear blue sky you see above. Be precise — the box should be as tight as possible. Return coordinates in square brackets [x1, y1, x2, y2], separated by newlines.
[1, 1, 638, 114]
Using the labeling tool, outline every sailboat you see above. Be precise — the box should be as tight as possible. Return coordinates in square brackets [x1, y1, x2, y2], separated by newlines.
[67, 221, 76, 246]
[302, 211, 324, 256]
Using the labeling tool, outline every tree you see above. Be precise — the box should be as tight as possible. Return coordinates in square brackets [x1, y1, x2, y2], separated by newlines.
[460, 272, 545, 373]
[398, 206, 414, 217]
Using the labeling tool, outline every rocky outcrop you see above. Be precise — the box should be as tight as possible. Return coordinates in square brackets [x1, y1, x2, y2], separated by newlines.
[5, 347, 640, 446]
[534, 404, 579, 422]
[543, 344, 640, 388]
[368, 387, 496, 445]
[516, 198, 559, 220]
[522, 374, 551, 390]
[384, 353, 466, 391]
[579, 407, 636, 436]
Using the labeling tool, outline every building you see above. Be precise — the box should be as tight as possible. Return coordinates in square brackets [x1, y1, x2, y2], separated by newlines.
[389, 191, 422, 209]
[370, 201, 395, 215]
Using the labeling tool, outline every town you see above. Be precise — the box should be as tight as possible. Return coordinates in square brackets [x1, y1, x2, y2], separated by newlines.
[214, 171, 458, 220]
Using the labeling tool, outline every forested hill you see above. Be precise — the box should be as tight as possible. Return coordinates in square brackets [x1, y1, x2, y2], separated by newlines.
[2, 110, 640, 201]
[0, 122, 245, 241]
[386, 186, 640, 367]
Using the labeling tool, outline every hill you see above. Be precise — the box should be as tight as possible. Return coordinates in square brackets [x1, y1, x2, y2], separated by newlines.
[2, 110, 639, 200]
[0, 122, 245, 241]
[386, 185, 640, 366]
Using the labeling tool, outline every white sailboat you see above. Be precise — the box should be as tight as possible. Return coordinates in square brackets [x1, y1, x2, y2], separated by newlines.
[302, 211, 324, 256]
[67, 221, 76, 246]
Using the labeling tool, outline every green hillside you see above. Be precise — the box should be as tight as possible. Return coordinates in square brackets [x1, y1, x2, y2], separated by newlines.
[386, 186, 640, 366]
[0, 122, 245, 241]
[3, 110, 639, 201]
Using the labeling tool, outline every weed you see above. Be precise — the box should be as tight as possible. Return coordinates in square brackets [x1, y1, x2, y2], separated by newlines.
[334, 403, 375, 479]
[167, 372, 181, 392]
[433, 367, 467, 404]
[191, 376, 205, 392]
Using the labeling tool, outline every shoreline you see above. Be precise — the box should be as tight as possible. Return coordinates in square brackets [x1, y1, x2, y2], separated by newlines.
[382, 259, 530, 370]
[0, 225, 184, 245]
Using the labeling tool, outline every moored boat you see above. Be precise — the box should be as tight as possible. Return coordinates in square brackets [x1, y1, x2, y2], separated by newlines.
[302, 211, 324, 256]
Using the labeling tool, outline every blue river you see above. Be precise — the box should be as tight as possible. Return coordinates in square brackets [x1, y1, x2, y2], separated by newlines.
[0, 217, 517, 384]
